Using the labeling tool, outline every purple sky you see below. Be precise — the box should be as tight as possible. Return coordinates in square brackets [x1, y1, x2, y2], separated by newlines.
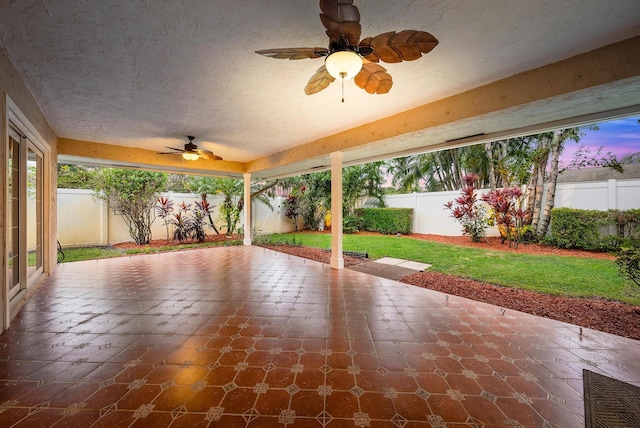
[560, 116, 640, 167]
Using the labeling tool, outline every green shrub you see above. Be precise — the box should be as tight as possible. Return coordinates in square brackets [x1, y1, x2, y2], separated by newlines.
[544, 208, 640, 252]
[343, 215, 364, 234]
[616, 247, 640, 287]
[356, 208, 413, 234]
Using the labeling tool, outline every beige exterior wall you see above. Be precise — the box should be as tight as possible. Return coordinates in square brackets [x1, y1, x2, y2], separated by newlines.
[1, 44, 57, 328]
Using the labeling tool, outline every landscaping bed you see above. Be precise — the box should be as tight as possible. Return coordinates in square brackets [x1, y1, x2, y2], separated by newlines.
[112, 233, 242, 250]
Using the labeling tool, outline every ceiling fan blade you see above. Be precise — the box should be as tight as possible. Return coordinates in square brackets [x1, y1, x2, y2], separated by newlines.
[195, 149, 222, 161]
[255, 47, 328, 60]
[360, 30, 439, 63]
[354, 61, 393, 94]
[161, 146, 185, 152]
[305, 65, 336, 95]
[319, 0, 361, 45]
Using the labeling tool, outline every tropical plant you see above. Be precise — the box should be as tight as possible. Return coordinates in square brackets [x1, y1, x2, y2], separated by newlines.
[191, 199, 213, 242]
[283, 186, 304, 231]
[444, 174, 488, 242]
[192, 176, 279, 235]
[93, 169, 168, 244]
[298, 171, 331, 230]
[155, 196, 175, 243]
[342, 162, 386, 215]
[171, 202, 194, 243]
[482, 187, 528, 247]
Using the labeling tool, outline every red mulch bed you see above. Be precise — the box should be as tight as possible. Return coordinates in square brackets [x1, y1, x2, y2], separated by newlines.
[260, 232, 639, 340]
[112, 234, 243, 250]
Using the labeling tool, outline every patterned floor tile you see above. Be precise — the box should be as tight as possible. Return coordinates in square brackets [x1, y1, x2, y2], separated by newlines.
[0, 246, 638, 427]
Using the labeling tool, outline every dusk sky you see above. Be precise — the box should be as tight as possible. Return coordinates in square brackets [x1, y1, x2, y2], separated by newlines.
[560, 116, 640, 168]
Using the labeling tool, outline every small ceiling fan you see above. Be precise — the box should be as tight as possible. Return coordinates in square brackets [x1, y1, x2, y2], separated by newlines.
[158, 136, 222, 161]
[255, 0, 438, 99]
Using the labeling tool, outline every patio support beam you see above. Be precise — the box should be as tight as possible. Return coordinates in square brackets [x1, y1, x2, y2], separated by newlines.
[246, 35, 640, 176]
[330, 151, 344, 269]
[58, 138, 246, 177]
[243, 173, 251, 246]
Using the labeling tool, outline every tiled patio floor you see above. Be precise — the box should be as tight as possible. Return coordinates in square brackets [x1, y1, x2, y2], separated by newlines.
[1, 246, 639, 427]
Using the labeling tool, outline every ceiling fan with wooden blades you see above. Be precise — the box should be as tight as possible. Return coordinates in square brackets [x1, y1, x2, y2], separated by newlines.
[158, 136, 222, 161]
[255, 0, 438, 99]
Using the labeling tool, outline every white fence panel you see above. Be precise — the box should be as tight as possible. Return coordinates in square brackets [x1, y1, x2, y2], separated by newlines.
[58, 177, 640, 246]
[615, 180, 640, 210]
[252, 196, 295, 235]
[57, 190, 227, 247]
[57, 189, 108, 246]
[384, 178, 640, 236]
[105, 192, 227, 245]
[554, 182, 610, 210]
[385, 191, 501, 236]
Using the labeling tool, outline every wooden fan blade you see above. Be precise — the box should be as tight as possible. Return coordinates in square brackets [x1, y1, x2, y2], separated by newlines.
[360, 30, 439, 63]
[305, 65, 336, 95]
[195, 149, 222, 161]
[354, 61, 393, 94]
[255, 47, 328, 60]
[319, 0, 361, 45]
[161, 146, 184, 152]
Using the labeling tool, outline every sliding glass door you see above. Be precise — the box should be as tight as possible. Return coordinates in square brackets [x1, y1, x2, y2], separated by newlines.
[6, 125, 46, 305]
[27, 146, 44, 280]
[7, 129, 22, 300]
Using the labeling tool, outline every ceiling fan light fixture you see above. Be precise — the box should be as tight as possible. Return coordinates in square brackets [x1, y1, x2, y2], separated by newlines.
[325, 51, 362, 79]
[182, 151, 200, 161]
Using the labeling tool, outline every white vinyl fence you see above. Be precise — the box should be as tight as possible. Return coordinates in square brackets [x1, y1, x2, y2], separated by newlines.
[57, 177, 640, 246]
[57, 190, 296, 247]
[384, 178, 640, 236]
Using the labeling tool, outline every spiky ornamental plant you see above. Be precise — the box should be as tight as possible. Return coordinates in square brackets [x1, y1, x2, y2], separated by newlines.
[444, 174, 488, 242]
[155, 196, 175, 243]
[191, 199, 213, 243]
[482, 187, 528, 248]
[171, 202, 194, 243]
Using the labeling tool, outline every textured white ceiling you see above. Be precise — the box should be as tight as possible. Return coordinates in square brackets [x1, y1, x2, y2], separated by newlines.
[1, 0, 639, 173]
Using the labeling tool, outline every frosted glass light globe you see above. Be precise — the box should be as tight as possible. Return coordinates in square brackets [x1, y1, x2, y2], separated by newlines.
[325, 51, 363, 79]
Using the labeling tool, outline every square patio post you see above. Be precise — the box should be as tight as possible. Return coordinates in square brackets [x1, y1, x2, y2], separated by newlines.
[243, 173, 251, 246]
[330, 151, 344, 269]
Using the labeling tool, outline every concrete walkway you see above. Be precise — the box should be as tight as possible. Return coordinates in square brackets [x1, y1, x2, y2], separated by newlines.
[348, 257, 431, 281]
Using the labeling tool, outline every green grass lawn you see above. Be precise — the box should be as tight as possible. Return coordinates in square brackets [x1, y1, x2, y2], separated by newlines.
[59, 240, 241, 263]
[262, 232, 640, 306]
[59, 246, 125, 263]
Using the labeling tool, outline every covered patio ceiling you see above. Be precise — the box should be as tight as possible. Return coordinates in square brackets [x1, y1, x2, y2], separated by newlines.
[1, 0, 639, 179]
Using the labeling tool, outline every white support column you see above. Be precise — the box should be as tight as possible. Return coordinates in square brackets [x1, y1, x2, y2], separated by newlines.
[330, 152, 344, 269]
[243, 173, 252, 246]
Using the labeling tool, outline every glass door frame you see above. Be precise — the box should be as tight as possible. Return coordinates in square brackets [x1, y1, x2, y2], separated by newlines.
[3, 96, 51, 329]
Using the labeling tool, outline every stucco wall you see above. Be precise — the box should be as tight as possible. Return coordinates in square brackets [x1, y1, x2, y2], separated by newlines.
[1, 43, 58, 327]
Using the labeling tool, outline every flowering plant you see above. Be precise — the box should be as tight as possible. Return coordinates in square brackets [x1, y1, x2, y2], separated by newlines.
[444, 174, 488, 242]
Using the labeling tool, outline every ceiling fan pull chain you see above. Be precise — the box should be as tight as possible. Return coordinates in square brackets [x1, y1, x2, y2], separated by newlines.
[341, 72, 346, 103]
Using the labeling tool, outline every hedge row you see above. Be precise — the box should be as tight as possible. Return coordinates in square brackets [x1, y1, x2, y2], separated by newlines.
[544, 207, 640, 251]
[355, 208, 413, 234]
